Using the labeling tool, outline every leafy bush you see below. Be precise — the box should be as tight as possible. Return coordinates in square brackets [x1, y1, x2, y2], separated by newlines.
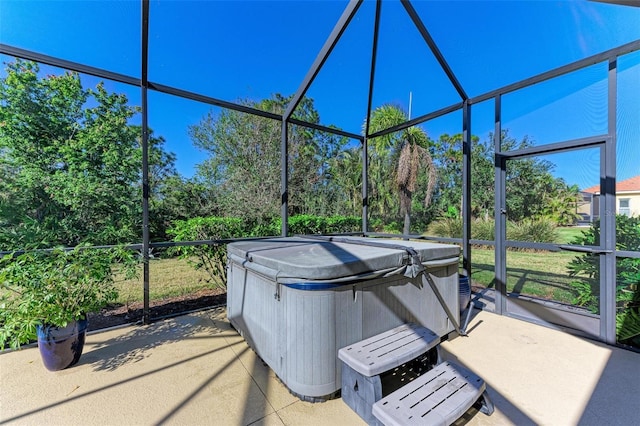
[567, 215, 640, 346]
[368, 219, 402, 234]
[288, 215, 360, 235]
[245, 217, 280, 237]
[428, 217, 557, 246]
[428, 218, 462, 238]
[167, 217, 250, 290]
[0, 246, 138, 350]
[471, 217, 495, 241]
[168, 215, 362, 290]
[507, 218, 558, 244]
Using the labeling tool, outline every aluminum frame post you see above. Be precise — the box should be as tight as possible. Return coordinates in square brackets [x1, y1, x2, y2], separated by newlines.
[281, 0, 361, 236]
[494, 95, 506, 315]
[281, 120, 289, 237]
[362, 0, 382, 233]
[462, 100, 472, 278]
[362, 136, 369, 234]
[141, 0, 150, 324]
[470, 39, 640, 105]
[601, 58, 618, 344]
[0, 43, 140, 86]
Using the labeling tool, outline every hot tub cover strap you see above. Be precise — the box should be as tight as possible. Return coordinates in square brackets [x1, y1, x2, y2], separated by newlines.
[301, 235, 425, 278]
[300, 235, 464, 336]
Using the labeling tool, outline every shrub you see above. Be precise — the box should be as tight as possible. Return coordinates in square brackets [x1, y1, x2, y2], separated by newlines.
[428, 218, 462, 238]
[507, 218, 558, 243]
[168, 215, 362, 290]
[428, 217, 557, 245]
[369, 219, 402, 234]
[471, 217, 495, 241]
[247, 217, 280, 237]
[567, 215, 640, 346]
[0, 245, 138, 349]
[247, 215, 361, 236]
[324, 216, 361, 234]
[167, 217, 251, 290]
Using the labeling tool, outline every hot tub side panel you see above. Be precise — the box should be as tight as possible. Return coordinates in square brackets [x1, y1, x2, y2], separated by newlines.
[281, 285, 362, 398]
[361, 262, 459, 339]
[227, 252, 460, 400]
[227, 261, 283, 374]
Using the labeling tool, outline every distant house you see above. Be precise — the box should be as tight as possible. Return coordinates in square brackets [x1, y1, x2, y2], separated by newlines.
[579, 175, 640, 223]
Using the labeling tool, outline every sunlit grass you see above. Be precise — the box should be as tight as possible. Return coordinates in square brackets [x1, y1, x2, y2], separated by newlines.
[470, 247, 581, 305]
[556, 226, 587, 244]
[114, 257, 215, 305]
[125, 248, 580, 306]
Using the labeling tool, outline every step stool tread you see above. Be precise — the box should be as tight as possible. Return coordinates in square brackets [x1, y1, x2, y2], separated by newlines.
[338, 323, 440, 376]
[372, 361, 486, 426]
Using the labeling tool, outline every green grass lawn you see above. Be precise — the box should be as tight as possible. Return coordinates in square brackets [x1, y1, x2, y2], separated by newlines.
[556, 226, 587, 244]
[467, 226, 591, 305]
[470, 246, 582, 305]
[113, 232, 590, 309]
[115, 256, 216, 305]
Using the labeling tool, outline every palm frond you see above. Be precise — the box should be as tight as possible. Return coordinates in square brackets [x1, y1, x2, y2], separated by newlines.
[397, 143, 413, 189]
[617, 309, 640, 341]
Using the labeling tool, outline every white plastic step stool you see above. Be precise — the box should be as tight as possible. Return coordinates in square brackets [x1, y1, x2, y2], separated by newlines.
[338, 323, 441, 425]
[372, 360, 494, 426]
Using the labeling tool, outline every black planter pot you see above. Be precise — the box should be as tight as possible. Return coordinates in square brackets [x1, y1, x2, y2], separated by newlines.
[36, 318, 88, 371]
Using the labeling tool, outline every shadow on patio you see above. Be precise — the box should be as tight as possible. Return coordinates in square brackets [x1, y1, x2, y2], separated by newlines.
[1, 307, 638, 425]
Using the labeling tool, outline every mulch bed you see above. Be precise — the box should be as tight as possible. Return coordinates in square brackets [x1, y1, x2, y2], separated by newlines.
[86, 288, 227, 332]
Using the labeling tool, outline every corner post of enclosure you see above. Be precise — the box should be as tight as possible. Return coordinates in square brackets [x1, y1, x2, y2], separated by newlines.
[362, 136, 369, 234]
[362, 0, 381, 235]
[141, 0, 150, 324]
[494, 95, 506, 315]
[462, 100, 472, 279]
[281, 120, 289, 237]
[601, 57, 618, 344]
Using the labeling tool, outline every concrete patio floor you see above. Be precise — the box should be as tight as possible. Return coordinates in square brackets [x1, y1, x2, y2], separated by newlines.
[1, 307, 639, 426]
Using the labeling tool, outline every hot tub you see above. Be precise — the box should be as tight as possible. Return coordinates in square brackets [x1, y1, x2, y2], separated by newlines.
[226, 236, 460, 399]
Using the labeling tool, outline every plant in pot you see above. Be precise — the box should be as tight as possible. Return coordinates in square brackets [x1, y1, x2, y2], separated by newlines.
[0, 245, 138, 371]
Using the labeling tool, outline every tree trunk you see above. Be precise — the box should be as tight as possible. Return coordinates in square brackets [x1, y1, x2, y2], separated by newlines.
[403, 211, 411, 237]
[400, 186, 412, 237]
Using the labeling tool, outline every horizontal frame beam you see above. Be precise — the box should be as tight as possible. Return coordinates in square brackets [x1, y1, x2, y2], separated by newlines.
[497, 135, 609, 159]
[0, 44, 362, 141]
[0, 43, 140, 86]
[470, 39, 640, 105]
[288, 119, 363, 141]
[148, 82, 282, 120]
[368, 101, 463, 139]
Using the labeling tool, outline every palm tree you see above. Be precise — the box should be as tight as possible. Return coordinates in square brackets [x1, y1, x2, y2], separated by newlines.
[365, 104, 436, 235]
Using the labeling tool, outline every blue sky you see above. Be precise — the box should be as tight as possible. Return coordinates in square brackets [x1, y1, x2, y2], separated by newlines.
[1, 0, 639, 189]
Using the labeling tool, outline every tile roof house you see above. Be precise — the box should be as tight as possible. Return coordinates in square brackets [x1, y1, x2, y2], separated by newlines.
[579, 175, 640, 221]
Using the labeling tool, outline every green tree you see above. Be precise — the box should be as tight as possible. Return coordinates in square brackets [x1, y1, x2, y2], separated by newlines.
[149, 175, 221, 241]
[0, 60, 176, 248]
[470, 136, 496, 218]
[327, 147, 362, 216]
[539, 180, 581, 226]
[188, 94, 347, 224]
[365, 104, 436, 235]
[428, 133, 464, 220]
[458, 131, 580, 224]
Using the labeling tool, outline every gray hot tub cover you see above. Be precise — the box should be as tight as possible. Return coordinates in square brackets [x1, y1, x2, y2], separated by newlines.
[227, 236, 460, 284]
